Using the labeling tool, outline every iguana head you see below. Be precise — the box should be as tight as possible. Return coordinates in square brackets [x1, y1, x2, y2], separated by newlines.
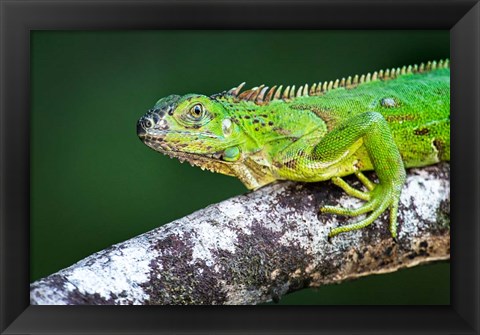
[137, 93, 276, 189]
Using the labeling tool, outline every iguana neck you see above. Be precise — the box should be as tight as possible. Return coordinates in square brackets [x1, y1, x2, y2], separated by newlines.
[212, 98, 328, 189]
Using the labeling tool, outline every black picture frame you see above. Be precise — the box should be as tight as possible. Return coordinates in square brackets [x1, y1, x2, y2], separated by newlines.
[1, 0, 479, 334]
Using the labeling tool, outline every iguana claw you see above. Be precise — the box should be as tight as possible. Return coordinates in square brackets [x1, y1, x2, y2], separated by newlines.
[320, 172, 401, 239]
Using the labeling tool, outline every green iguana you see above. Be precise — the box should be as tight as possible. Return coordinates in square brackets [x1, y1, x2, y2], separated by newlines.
[137, 60, 450, 239]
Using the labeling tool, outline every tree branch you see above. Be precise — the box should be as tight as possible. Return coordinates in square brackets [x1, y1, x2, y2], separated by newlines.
[30, 163, 450, 305]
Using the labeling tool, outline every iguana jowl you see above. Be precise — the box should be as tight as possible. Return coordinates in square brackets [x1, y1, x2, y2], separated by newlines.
[137, 60, 450, 238]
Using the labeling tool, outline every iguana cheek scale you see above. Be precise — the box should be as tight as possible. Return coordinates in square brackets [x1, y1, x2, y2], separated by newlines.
[137, 60, 450, 239]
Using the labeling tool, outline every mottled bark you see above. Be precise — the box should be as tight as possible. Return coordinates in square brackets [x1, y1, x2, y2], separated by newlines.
[30, 163, 450, 305]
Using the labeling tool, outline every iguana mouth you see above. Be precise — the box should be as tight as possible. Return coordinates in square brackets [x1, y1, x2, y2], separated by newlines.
[164, 151, 237, 176]
[140, 135, 226, 159]
[138, 128, 219, 140]
[139, 136, 236, 175]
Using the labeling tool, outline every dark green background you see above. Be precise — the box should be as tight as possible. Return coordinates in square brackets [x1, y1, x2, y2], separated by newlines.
[31, 30, 450, 304]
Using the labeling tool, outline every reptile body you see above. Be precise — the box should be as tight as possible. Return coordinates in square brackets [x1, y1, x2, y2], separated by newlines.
[137, 60, 450, 238]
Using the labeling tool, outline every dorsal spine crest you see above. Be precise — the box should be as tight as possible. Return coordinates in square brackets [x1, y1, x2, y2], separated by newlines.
[217, 59, 450, 105]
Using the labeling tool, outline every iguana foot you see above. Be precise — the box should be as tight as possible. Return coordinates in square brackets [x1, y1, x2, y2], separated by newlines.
[320, 172, 401, 239]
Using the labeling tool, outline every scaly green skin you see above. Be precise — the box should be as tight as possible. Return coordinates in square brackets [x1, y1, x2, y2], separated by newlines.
[137, 60, 450, 239]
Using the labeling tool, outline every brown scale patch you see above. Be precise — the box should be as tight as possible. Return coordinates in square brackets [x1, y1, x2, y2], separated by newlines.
[385, 114, 415, 122]
[291, 104, 338, 131]
[414, 128, 430, 136]
[311, 107, 338, 131]
[273, 127, 292, 136]
[433, 138, 447, 160]
[354, 159, 365, 170]
[284, 159, 298, 169]
[273, 161, 283, 169]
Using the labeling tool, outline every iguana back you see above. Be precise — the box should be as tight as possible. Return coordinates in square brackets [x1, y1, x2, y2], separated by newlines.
[281, 64, 450, 169]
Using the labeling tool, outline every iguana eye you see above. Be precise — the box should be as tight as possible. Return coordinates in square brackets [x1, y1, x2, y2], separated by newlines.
[178, 102, 212, 127]
[190, 104, 204, 118]
[143, 119, 153, 129]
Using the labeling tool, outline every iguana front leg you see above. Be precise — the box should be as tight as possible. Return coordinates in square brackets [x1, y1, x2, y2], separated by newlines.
[311, 111, 406, 238]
